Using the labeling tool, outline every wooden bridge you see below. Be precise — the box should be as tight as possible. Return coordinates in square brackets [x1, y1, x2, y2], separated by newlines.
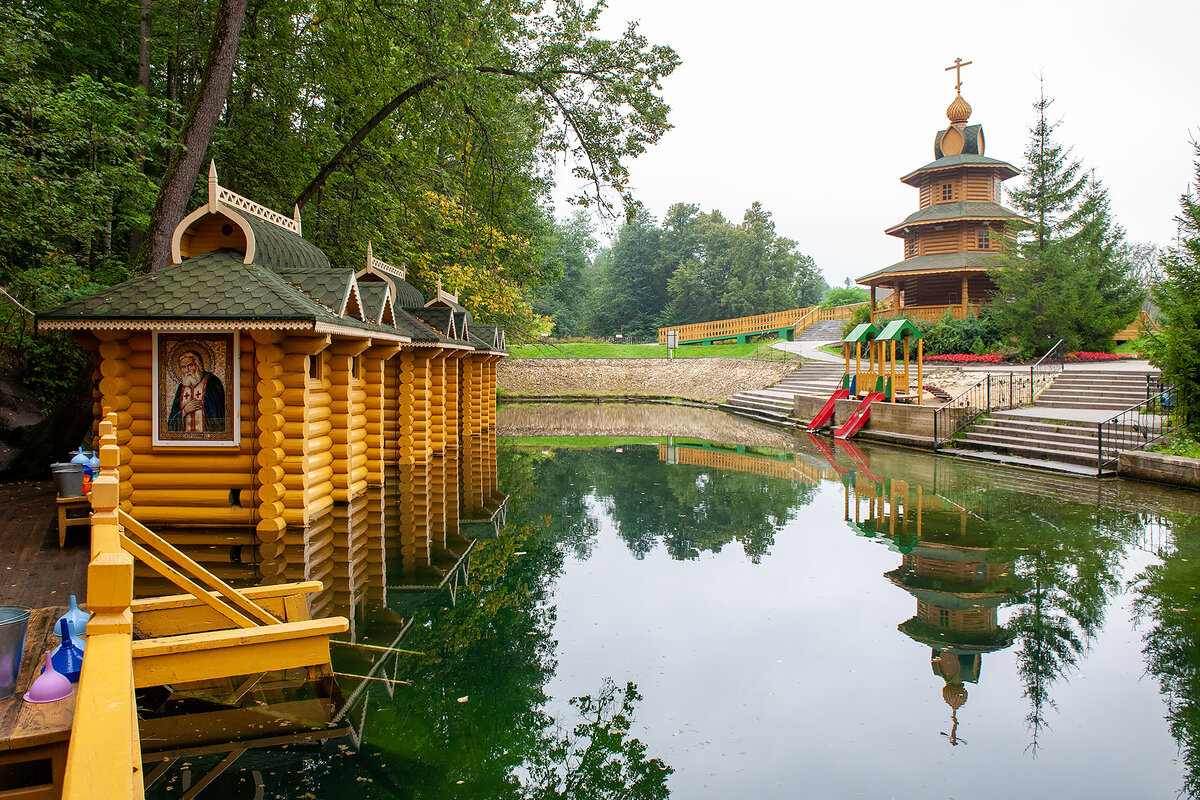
[656, 303, 867, 345]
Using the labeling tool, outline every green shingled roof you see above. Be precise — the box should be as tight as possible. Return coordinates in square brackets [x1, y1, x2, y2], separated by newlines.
[38, 249, 337, 323]
[901, 154, 1019, 186]
[886, 201, 1022, 233]
[389, 308, 444, 342]
[857, 252, 1003, 283]
[240, 213, 331, 272]
[409, 307, 457, 340]
[392, 278, 425, 308]
[358, 282, 389, 324]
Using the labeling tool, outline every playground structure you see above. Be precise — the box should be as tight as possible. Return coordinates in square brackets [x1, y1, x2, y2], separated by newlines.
[808, 318, 925, 439]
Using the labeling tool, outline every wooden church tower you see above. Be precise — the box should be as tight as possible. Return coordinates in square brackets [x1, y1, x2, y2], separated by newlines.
[859, 59, 1024, 321]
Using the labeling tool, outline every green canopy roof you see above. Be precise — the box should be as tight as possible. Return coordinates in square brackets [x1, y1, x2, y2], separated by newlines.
[885, 201, 1022, 234]
[877, 319, 922, 341]
[843, 323, 880, 344]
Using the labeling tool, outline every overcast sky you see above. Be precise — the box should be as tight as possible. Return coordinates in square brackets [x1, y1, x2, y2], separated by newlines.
[553, 0, 1200, 288]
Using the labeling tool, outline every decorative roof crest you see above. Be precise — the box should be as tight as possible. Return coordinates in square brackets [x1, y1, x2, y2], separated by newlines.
[207, 160, 302, 235]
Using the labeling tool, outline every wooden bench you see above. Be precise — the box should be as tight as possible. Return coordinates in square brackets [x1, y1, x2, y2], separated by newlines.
[54, 498, 89, 548]
[0, 607, 74, 800]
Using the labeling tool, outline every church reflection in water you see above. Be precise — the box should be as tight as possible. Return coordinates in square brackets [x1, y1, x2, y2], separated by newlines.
[138, 422, 507, 796]
[664, 434, 1021, 746]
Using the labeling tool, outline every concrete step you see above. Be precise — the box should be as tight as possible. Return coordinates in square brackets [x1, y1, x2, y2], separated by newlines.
[957, 430, 1097, 459]
[968, 424, 1097, 452]
[951, 436, 1100, 467]
[1037, 399, 1144, 411]
[721, 402, 796, 426]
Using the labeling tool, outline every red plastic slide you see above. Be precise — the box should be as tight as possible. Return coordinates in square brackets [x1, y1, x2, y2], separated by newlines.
[833, 391, 884, 440]
[806, 388, 850, 432]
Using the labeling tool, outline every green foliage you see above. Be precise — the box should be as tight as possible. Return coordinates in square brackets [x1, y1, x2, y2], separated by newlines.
[990, 92, 1143, 358]
[532, 213, 598, 337]
[840, 303, 872, 337]
[917, 311, 1003, 356]
[821, 286, 869, 307]
[575, 201, 824, 339]
[1143, 142, 1200, 435]
[0, 7, 169, 405]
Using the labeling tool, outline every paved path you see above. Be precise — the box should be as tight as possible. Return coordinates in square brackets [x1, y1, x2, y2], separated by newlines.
[770, 339, 842, 363]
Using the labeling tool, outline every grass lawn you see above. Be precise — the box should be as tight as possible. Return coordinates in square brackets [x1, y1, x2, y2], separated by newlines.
[1115, 338, 1147, 356]
[506, 341, 800, 360]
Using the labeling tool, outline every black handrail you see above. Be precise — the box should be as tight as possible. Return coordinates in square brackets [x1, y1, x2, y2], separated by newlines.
[1096, 389, 1174, 475]
[1029, 337, 1065, 401]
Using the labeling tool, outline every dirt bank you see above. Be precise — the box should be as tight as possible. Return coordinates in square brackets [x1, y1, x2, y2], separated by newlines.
[497, 403, 799, 449]
[497, 357, 795, 404]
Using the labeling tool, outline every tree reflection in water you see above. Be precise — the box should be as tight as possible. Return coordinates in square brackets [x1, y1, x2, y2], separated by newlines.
[1132, 514, 1200, 798]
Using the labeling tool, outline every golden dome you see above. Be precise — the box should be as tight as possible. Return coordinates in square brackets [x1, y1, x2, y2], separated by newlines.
[943, 683, 968, 710]
[946, 94, 972, 124]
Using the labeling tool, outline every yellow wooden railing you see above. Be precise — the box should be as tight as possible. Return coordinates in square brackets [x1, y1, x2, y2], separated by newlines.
[64, 412, 142, 798]
[657, 302, 868, 345]
[65, 412, 347, 800]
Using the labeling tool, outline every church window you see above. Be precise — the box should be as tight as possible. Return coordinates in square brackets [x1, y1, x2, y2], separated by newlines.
[941, 182, 954, 201]
[939, 609, 951, 627]
[351, 355, 363, 380]
[905, 237, 919, 257]
[308, 353, 323, 383]
[993, 176, 1003, 202]
[977, 229, 991, 250]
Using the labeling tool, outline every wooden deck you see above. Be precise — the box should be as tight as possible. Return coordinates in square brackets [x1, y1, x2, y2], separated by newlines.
[0, 482, 89, 608]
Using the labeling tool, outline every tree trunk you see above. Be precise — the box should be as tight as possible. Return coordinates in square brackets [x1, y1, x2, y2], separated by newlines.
[137, 0, 249, 272]
[294, 75, 440, 210]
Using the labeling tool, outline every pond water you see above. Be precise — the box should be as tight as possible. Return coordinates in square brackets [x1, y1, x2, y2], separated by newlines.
[144, 418, 1200, 799]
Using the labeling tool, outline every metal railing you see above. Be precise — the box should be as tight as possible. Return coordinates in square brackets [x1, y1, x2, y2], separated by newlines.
[1096, 390, 1174, 475]
[1029, 338, 1065, 400]
[932, 338, 1064, 446]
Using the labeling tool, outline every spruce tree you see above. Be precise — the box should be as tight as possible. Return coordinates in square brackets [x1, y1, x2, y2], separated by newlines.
[991, 89, 1143, 356]
[1144, 143, 1200, 434]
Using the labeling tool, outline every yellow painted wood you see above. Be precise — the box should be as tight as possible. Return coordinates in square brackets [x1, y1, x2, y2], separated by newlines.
[131, 618, 346, 688]
[118, 535, 259, 629]
[118, 511, 279, 625]
[62, 633, 142, 800]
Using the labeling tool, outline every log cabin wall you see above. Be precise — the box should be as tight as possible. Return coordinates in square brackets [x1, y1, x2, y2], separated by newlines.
[428, 352, 448, 553]
[397, 350, 433, 576]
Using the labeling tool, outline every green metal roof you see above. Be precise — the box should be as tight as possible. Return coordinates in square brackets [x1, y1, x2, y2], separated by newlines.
[900, 154, 1019, 186]
[933, 124, 983, 159]
[877, 318, 923, 341]
[857, 252, 1004, 283]
[843, 322, 880, 344]
[886, 201, 1021, 233]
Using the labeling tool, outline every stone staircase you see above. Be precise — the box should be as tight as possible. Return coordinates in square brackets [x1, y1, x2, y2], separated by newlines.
[796, 318, 845, 342]
[947, 368, 1158, 474]
[951, 412, 1103, 470]
[722, 361, 845, 426]
[1033, 369, 1152, 411]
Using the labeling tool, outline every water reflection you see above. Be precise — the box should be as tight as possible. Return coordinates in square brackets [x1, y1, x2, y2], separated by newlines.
[142, 409, 1200, 799]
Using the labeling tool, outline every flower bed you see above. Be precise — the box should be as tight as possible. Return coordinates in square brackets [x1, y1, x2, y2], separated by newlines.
[1064, 351, 1137, 362]
[923, 353, 1005, 364]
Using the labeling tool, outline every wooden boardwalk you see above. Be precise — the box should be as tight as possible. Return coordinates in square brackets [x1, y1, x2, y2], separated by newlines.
[0, 482, 89, 608]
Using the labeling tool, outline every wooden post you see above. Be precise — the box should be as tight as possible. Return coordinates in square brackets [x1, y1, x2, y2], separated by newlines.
[65, 411, 142, 799]
[917, 338, 923, 405]
[870, 285, 877, 323]
[961, 274, 969, 314]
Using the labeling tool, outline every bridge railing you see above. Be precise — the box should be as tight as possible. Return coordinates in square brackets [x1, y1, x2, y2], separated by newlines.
[657, 302, 868, 345]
